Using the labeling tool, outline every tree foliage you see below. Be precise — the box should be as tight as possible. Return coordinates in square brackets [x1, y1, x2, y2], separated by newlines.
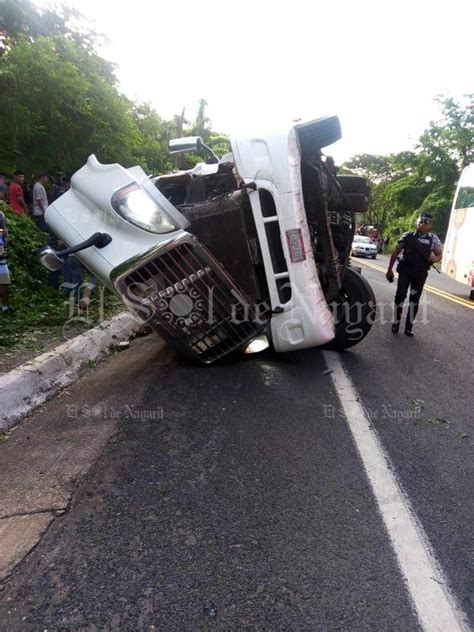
[0, 0, 231, 349]
[343, 94, 473, 242]
[0, 35, 141, 175]
[418, 95, 474, 171]
[0, 202, 66, 347]
[0, 0, 103, 54]
[0, 32, 227, 178]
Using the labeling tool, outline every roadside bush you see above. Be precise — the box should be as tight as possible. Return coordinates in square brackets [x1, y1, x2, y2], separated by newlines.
[1, 206, 122, 351]
[0, 208, 65, 347]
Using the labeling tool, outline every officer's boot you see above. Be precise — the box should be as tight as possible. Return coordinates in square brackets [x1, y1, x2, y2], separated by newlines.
[392, 303, 403, 334]
[405, 301, 417, 337]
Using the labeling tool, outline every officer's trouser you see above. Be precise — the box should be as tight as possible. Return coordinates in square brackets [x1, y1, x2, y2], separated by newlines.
[394, 260, 428, 330]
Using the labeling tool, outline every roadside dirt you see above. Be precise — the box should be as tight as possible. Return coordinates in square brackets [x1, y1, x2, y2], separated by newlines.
[0, 323, 91, 375]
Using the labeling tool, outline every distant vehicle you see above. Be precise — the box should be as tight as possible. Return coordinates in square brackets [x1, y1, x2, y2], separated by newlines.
[442, 164, 474, 300]
[351, 235, 378, 259]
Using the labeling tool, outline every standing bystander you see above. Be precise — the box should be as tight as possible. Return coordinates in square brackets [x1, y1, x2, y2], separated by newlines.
[32, 172, 50, 231]
[58, 175, 70, 195]
[0, 199, 12, 313]
[8, 171, 29, 216]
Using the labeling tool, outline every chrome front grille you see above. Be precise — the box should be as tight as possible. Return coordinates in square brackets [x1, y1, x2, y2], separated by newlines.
[117, 237, 266, 363]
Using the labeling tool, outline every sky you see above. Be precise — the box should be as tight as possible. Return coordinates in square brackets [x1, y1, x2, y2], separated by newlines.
[41, 0, 472, 163]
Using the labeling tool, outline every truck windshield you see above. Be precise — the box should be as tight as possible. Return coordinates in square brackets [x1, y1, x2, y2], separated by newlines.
[454, 165, 474, 209]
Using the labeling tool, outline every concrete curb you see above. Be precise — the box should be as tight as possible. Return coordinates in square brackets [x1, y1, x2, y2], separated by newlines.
[0, 312, 137, 431]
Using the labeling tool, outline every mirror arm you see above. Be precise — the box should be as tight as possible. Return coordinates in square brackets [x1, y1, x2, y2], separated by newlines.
[169, 136, 219, 164]
[58, 232, 112, 257]
[197, 139, 219, 164]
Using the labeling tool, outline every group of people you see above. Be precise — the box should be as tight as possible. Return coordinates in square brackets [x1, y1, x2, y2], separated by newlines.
[0, 170, 95, 315]
[2, 170, 70, 229]
[356, 223, 388, 252]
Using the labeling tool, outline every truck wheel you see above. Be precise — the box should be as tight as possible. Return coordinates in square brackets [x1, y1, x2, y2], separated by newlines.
[296, 116, 342, 151]
[329, 193, 369, 213]
[324, 267, 376, 350]
[470, 289, 474, 301]
[344, 192, 369, 212]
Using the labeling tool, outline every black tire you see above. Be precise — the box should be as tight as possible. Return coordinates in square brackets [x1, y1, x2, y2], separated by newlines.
[470, 289, 474, 301]
[336, 175, 370, 195]
[330, 193, 369, 213]
[371, 255, 377, 259]
[296, 116, 341, 153]
[346, 192, 369, 212]
[324, 267, 376, 350]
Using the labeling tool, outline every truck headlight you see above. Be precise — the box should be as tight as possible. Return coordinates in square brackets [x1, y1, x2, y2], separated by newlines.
[112, 183, 176, 234]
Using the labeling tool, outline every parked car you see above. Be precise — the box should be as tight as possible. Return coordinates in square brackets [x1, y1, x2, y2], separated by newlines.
[351, 235, 378, 259]
[39, 116, 376, 364]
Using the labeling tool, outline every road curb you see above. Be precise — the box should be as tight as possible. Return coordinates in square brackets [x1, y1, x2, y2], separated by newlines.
[0, 313, 137, 431]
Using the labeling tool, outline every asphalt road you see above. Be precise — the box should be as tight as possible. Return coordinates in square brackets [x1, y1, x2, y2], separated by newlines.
[0, 257, 472, 631]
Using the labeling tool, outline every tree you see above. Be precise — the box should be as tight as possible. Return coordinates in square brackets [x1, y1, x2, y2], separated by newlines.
[208, 133, 231, 158]
[190, 98, 211, 141]
[342, 154, 395, 183]
[0, 36, 140, 175]
[418, 94, 474, 171]
[131, 103, 174, 174]
[0, 2, 234, 180]
[342, 95, 473, 241]
[0, 0, 103, 55]
[167, 100, 231, 170]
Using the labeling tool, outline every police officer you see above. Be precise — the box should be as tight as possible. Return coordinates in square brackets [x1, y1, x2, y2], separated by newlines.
[386, 213, 442, 336]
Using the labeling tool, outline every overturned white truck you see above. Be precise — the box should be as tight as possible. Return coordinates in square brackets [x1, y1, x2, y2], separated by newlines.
[39, 116, 376, 364]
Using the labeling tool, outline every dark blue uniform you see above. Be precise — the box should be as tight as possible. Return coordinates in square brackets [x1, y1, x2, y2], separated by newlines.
[394, 231, 442, 332]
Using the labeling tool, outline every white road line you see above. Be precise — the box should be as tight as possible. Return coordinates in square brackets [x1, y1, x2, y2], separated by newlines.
[323, 350, 469, 632]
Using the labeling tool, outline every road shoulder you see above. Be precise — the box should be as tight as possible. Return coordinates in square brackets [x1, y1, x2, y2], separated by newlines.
[0, 313, 138, 431]
[0, 336, 168, 585]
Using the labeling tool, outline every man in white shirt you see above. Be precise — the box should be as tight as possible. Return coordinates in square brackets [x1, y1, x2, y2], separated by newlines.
[32, 172, 50, 231]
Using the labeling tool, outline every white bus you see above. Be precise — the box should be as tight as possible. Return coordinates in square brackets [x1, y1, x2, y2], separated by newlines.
[442, 164, 474, 300]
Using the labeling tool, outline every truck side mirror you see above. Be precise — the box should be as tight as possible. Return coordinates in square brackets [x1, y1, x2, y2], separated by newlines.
[38, 246, 65, 271]
[169, 137, 202, 154]
[169, 136, 219, 165]
[37, 233, 112, 271]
